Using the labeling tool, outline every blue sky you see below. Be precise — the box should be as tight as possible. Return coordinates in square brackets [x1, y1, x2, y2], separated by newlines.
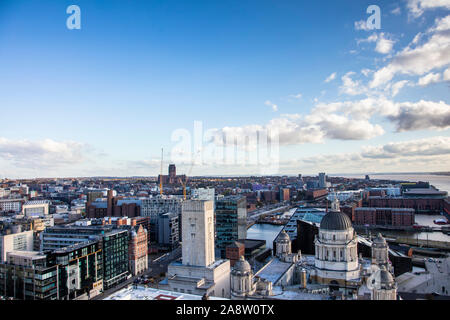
[0, 0, 449, 178]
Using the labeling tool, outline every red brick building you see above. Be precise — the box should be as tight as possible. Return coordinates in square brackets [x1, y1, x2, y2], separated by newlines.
[128, 224, 148, 276]
[226, 241, 245, 267]
[354, 207, 415, 226]
[368, 197, 445, 214]
[305, 189, 328, 200]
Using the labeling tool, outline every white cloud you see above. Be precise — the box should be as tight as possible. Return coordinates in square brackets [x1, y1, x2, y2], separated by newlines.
[265, 100, 278, 112]
[361, 136, 450, 159]
[417, 72, 442, 86]
[407, 0, 450, 18]
[354, 20, 370, 31]
[444, 67, 450, 80]
[339, 72, 367, 96]
[289, 93, 302, 99]
[324, 72, 337, 83]
[0, 138, 87, 169]
[387, 100, 450, 131]
[391, 7, 402, 15]
[390, 80, 411, 97]
[358, 33, 396, 54]
[283, 136, 450, 174]
[375, 34, 396, 54]
[370, 15, 450, 88]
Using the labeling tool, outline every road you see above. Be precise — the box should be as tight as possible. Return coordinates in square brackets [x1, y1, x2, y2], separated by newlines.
[91, 247, 182, 300]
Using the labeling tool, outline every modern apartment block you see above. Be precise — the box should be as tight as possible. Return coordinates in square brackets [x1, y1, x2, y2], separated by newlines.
[0, 251, 59, 300]
[0, 240, 103, 300]
[46, 241, 103, 299]
[102, 229, 129, 289]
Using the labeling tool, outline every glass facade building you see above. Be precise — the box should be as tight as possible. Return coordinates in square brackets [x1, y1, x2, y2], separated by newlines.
[102, 229, 129, 289]
[215, 196, 247, 258]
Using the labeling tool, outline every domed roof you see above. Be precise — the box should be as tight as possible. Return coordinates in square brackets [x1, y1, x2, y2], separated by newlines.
[233, 256, 251, 273]
[320, 210, 352, 231]
[277, 230, 290, 242]
[378, 266, 394, 284]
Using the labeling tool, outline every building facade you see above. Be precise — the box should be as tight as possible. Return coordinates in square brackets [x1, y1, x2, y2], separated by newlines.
[215, 196, 247, 258]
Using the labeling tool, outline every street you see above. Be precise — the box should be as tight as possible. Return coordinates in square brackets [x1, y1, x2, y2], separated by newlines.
[91, 246, 182, 300]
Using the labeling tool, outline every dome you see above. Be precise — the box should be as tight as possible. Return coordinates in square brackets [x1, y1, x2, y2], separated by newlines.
[277, 230, 290, 242]
[233, 256, 251, 273]
[378, 266, 394, 284]
[320, 210, 352, 231]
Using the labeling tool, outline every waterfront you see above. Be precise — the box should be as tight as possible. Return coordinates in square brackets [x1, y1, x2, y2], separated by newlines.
[248, 213, 450, 247]
[336, 174, 450, 193]
[247, 223, 283, 249]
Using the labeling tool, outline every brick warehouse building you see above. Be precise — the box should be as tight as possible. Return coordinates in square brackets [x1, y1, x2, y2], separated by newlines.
[86, 190, 141, 218]
[368, 197, 445, 214]
[354, 207, 415, 226]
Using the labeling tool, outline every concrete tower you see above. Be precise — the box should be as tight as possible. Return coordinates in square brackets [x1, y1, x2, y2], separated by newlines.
[181, 200, 215, 267]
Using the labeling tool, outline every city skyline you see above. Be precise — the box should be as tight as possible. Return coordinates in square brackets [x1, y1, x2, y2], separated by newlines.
[0, 0, 449, 178]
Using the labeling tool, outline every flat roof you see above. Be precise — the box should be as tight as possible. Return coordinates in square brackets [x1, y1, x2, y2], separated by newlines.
[255, 258, 292, 284]
[104, 285, 228, 300]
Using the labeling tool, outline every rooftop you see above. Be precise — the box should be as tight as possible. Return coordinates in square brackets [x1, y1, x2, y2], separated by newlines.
[255, 258, 292, 284]
[104, 285, 228, 300]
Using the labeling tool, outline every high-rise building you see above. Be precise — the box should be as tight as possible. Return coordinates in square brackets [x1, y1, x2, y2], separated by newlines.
[157, 212, 179, 250]
[167, 200, 231, 298]
[181, 200, 215, 267]
[318, 173, 327, 189]
[101, 229, 129, 289]
[215, 196, 247, 258]
[141, 197, 183, 242]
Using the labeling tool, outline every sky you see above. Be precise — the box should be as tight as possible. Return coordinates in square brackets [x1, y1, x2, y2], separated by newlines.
[0, 0, 449, 178]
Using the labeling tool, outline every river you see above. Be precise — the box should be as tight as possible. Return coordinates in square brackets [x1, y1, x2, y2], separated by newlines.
[336, 174, 450, 193]
[247, 224, 283, 249]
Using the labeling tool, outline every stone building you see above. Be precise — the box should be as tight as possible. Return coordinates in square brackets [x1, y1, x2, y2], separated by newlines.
[313, 205, 360, 286]
[128, 224, 148, 276]
[167, 200, 230, 298]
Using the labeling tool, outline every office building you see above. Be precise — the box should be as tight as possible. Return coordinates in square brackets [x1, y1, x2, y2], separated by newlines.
[318, 173, 327, 189]
[47, 241, 103, 299]
[0, 229, 34, 262]
[102, 228, 129, 289]
[157, 212, 179, 250]
[0, 251, 59, 300]
[22, 200, 50, 217]
[215, 196, 247, 258]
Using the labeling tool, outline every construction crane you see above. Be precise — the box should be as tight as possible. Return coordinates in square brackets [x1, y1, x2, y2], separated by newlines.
[181, 176, 188, 200]
[159, 148, 163, 195]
